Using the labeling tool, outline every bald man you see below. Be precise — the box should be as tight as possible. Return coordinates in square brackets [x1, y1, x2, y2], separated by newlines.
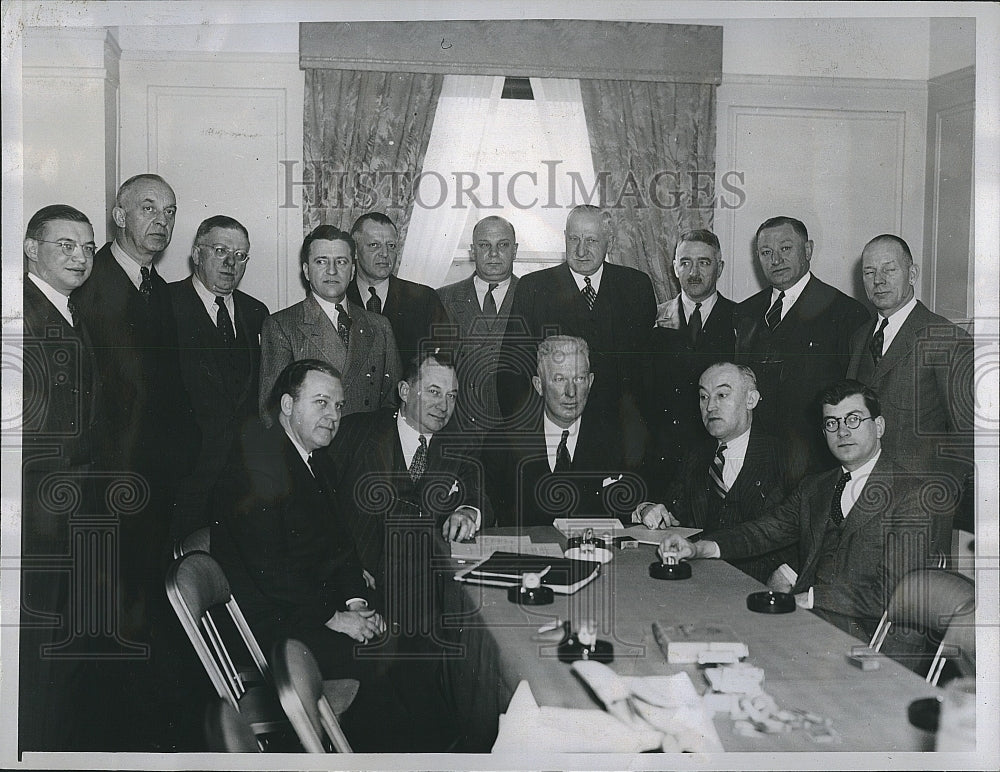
[437, 215, 520, 433]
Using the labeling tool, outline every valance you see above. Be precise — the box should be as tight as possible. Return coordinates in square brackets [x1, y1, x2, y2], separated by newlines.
[300, 20, 722, 84]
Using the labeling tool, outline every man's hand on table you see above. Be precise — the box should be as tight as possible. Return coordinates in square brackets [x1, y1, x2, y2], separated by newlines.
[631, 501, 680, 529]
[657, 533, 717, 561]
[442, 506, 479, 542]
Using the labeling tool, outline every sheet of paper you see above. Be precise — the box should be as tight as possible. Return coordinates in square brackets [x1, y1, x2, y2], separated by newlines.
[519, 542, 565, 558]
[553, 518, 626, 537]
[451, 535, 565, 560]
[623, 524, 702, 545]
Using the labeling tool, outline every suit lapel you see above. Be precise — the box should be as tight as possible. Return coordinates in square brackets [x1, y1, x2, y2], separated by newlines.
[840, 460, 892, 539]
[797, 467, 841, 584]
[301, 294, 345, 369]
[874, 304, 926, 379]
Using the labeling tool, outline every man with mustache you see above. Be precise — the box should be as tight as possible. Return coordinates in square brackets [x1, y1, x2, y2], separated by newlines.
[168, 215, 269, 540]
[71, 173, 201, 750]
[643, 229, 736, 489]
[734, 216, 869, 485]
[485, 335, 644, 527]
[259, 224, 401, 419]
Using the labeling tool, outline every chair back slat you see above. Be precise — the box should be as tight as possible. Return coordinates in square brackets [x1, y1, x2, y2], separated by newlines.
[202, 611, 244, 700]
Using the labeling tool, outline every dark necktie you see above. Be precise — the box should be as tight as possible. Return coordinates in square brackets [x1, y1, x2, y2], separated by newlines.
[215, 296, 235, 345]
[765, 290, 785, 331]
[409, 434, 428, 481]
[483, 283, 499, 315]
[689, 301, 703, 346]
[554, 430, 571, 472]
[709, 443, 728, 498]
[139, 265, 154, 301]
[829, 470, 852, 525]
[870, 317, 889, 366]
[335, 303, 351, 346]
[582, 276, 597, 311]
[366, 286, 382, 314]
[67, 296, 78, 328]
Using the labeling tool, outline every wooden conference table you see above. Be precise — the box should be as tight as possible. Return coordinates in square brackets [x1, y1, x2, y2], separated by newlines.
[439, 527, 942, 753]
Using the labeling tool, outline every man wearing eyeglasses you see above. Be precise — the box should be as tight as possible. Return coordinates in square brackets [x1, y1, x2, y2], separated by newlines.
[659, 380, 951, 642]
[20, 204, 101, 751]
[70, 173, 201, 751]
[168, 215, 269, 540]
[346, 212, 450, 365]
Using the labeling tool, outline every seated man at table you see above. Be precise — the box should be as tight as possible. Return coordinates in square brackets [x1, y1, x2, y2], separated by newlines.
[632, 362, 796, 584]
[658, 379, 952, 642]
[484, 334, 645, 528]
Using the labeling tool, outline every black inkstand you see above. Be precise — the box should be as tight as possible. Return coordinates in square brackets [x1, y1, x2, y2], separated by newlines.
[557, 620, 614, 663]
[507, 571, 554, 606]
[649, 552, 692, 580]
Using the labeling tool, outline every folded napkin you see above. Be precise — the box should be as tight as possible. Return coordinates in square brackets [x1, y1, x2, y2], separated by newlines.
[492, 680, 663, 753]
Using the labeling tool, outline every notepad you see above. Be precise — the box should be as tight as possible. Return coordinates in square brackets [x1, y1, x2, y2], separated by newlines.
[454, 551, 601, 594]
[553, 518, 626, 538]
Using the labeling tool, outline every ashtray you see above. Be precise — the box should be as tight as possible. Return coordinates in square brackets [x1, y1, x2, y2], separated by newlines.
[565, 546, 614, 564]
[746, 591, 795, 614]
[557, 636, 614, 664]
[567, 534, 608, 551]
[649, 554, 692, 580]
[508, 584, 554, 605]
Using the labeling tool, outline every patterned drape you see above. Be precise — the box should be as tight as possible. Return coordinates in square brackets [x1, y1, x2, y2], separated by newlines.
[579, 80, 716, 303]
[302, 69, 443, 239]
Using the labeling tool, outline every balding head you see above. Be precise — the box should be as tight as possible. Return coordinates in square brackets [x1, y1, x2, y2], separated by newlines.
[861, 234, 917, 317]
[471, 216, 517, 283]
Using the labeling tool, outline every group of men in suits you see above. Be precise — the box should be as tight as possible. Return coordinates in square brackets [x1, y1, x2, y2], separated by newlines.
[20, 174, 974, 752]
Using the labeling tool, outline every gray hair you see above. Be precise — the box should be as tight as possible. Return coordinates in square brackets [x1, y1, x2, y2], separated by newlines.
[536, 335, 590, 375]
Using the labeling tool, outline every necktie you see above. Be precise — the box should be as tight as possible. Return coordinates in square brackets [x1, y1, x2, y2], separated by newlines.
[582, 276, 597, 311]
[829, 470, 852, 525]
[335, 303, 351, 346]
[765, 290, 785, 331]
[483, 283, 499, 315]
[409, 434, 428, 481]
[366, 286, 382, 314]
[67, 296, 78, 328]
[870, 317, 889, 366]
[215, 296, 235, 345]
[689, 301, 703, 346]
[139, 265, 153, 301]
[307, 452, 317, 479]
[554, 430, 572, 472]
[709, 443, 728, 498]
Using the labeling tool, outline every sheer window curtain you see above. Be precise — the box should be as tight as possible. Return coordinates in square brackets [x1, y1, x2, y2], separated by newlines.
[396, 75, 502, 287]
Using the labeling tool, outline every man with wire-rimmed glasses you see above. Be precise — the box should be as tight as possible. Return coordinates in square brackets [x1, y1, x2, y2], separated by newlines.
[168, 215, 269, 541]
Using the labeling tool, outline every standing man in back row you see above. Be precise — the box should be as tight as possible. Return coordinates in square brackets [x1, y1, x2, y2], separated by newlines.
[347, 212, 450, 364]
[438, 215, 521, 434]
[734, 216, 869, 484]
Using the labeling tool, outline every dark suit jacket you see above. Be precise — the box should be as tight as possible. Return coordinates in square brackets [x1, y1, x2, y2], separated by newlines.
[211, 418, 370, 649]
[325, 409, 487, 587]
[711, 457, 951, 638]
[735, 275, 869, 482]
[347, 275, 449, 366]
[483, 411, 646, 528]
[71, 244, 200, 482]
[847, 300, 973, 465]
[168, 276, 269, 537]
[664, 425, 795, 583]
[259, 294, 401, 418]
[437, 273, 519, 433]
[643, 293, 736, 486]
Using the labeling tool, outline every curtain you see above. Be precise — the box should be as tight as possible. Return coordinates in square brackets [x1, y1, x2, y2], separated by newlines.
[396, 75, 502, 286]
[302, 69, 443, 239]
[579, 80, 717, 303]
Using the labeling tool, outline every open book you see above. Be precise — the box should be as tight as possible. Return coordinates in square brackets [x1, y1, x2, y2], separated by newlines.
[454, 551, 601, 595]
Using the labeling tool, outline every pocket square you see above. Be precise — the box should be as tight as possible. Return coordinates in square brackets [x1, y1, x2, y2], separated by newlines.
[448, 480, 460, 496]
[602, 474, 623, 488]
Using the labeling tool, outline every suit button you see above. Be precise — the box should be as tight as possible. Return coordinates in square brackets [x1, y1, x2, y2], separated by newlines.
[672, 420, 680, 426]
[365, 399, 370, 406]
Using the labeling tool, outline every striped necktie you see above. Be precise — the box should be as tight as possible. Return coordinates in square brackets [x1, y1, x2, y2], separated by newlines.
[709, 443, 728, 498]
[582, 277, 597, 311]
[765, 291, 784, 331]
[870, 317, 888, 366]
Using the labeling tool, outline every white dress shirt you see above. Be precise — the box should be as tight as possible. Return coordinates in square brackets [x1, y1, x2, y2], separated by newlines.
[718, 426, 751, 490]
[769, 271, 812, 322]
[111, 240, 151, 290]
[473, 274, 512, 311]
[568, 263, 604, 294]
[28, 273, 74, 325]
[192, 274, 237, 335]
[679, 290, 719, 326]
[875, 295, 918, 354]
[542, 413, 582, 473]
[312, 292, 350, 330]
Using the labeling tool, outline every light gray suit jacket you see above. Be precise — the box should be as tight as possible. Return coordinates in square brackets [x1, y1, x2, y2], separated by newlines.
[437, 273, 519, 432]
[258, 294, 401, 418]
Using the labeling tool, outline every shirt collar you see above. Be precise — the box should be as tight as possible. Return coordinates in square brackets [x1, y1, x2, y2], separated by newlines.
[473, 274, 511, 293]
[878, 294, 918, 325]
[542, 412, 581, 439]
[772, 271, 812, 306]
[397, 411, 433, 446]
[720, 425, 751, 454]
[110, 239, 151, 290]
[842, 448, 881, 478]
[28, 273, 74, 325]
[680, 290, 718, 319]
[568, 263, 604, 293]
[281, 422, 313, 469]
[312, 292, 348, 323]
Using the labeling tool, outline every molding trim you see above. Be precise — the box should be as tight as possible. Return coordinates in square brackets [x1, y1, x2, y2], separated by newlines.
[721, 73, 927, 92]
[120, 50, 300, 66]
[928, 65, 975, 88]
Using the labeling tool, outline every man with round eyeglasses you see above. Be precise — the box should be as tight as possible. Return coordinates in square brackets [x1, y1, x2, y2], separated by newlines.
[658, 379, 952, 644]
[168, 215, 270, 541]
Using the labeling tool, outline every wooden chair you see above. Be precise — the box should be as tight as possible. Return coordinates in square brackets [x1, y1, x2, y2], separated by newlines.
[203, 698, 262, 752]
[271, 638, 354, 753]
[166, 552, 360, 740]
[173, 525, 211, 559]
[927, 593, 976, 686]
[869, 568, 975, 684]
